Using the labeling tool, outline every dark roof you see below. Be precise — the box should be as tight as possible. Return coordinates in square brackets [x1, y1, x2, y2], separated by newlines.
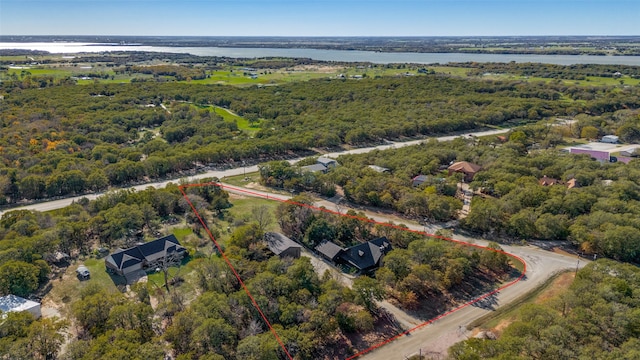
[265, 232, 301, 255]
[106, 247, 145, 271]
[105, 234, 184, 272]
[137, 234, 182, 258]
[315, 241, 345, 261]
[340, 237, 392, 272]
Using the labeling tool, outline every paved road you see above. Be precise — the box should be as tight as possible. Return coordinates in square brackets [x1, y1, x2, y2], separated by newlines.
[0, 128, 508, 218]
[216, 184, 587, 360]
[6, 126, 585, 359]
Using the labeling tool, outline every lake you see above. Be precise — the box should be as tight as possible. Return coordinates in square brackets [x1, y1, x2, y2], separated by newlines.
[1, 42, 640, 66]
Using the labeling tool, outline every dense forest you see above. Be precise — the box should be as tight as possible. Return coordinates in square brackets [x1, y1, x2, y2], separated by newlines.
[0, 184, 374, 359]
[452, 62, 640, 79]
[449, 259, 640, 360]
[275, 195, 514, 314]
[1, 69, 639, 206]
[257, 109, 640, 262]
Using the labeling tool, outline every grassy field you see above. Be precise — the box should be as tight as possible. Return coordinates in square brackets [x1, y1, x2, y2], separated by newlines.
[212, 106, 259, 132]
[467, 270, 575, 331]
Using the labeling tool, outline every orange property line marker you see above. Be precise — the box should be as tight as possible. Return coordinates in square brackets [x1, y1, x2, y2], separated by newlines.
[179, 182, 527, 360]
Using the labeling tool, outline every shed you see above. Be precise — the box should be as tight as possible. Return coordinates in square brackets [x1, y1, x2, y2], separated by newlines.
[601, 135, 619, 144]
[0, 295, 41, 319]
[265, 232, 302, 259]
[539, 175, 561, 186]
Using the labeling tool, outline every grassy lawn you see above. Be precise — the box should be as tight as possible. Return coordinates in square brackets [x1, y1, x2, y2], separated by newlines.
[45, 257, 122, 316]
[467, 270, 575, 331]
[212, 106, 259, 132]
[220, 171, 260, 187]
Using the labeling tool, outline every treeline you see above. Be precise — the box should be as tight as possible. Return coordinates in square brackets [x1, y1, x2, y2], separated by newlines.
[450, 260, 640, 360]
[63, 256, 387, 360]
[453, 62, 640, 79]
[291, 112, 640, 262]
[0, 185, 395, 359]
[1, 73, 638, 205]
[123, 65, 208, 81]
[461, 133, 640, 262]
[276, 195, 513, 314]
[0, 180, 229, 296]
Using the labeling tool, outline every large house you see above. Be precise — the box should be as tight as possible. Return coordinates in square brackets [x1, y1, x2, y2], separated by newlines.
[265, 232, 302, 259]
[316, 237, 392, 273]
[448, 161, 482, 182]
[105, 234, 187, 282]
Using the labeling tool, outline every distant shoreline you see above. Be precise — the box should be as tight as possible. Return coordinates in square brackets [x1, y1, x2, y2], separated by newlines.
[2, 41, 640, 66]
[1, 35, 639, 57]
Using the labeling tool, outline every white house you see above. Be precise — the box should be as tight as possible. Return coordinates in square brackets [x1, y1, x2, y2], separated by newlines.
[0, 295, 41, 319]
[601, 135, 619, 144]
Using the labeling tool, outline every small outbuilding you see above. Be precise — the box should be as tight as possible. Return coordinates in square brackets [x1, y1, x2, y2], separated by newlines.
[601, 135, 619, 144]
[265, 232, 302, 259]
[0, 295, 41, 319]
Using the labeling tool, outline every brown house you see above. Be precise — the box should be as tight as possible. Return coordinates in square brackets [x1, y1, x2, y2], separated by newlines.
[539, 175, 561, 186]
[448, 161, 482, 182]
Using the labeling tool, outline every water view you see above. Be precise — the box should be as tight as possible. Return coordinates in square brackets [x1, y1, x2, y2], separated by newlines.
[2, 42, 640, 65]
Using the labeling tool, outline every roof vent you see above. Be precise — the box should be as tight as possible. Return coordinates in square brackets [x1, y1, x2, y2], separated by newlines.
[358, 250, 365, 257]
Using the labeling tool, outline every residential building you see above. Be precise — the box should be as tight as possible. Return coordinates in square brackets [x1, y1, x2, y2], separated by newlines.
[448, 161, 482, 182]
[105, 234, 187, 282]
[539, 175, 561, 186]
[315, 237, 392, 273]
[265, 232, 302, 259]
[0, 295, 41, 319]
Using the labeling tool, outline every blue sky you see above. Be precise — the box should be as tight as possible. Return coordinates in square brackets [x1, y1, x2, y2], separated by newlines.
[1, 0, 638, 36]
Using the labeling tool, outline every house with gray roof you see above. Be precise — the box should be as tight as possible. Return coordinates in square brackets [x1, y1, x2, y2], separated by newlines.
[316, 241, 345, 262]
[339, 237, 392, 273]
[265, 232, 301, 259]
[315, 237, 392, 274]
[105, 234, 187, 282]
